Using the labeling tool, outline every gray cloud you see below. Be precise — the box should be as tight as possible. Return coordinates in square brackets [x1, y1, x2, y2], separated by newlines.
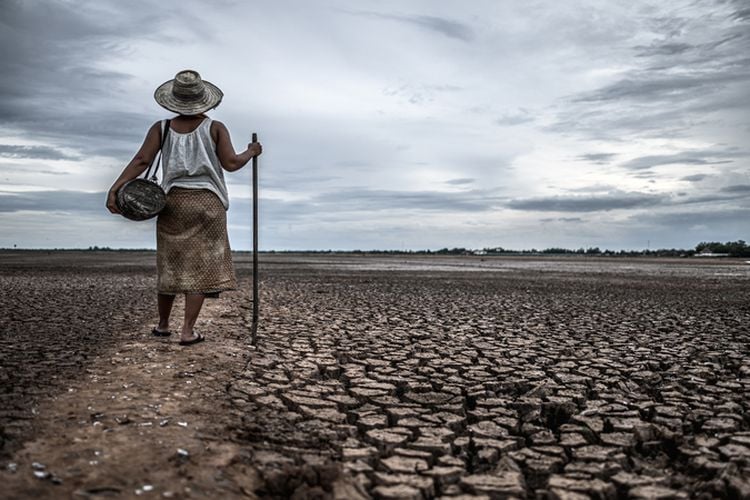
[255, 171, 343, 191]
[549, 107, 699, 141]
[720, 184, 750, 193]
[577, 153, 617, 164]
[0, 163, 70, 176]
[550, 1, 750, 141]
[312, 188, 503, 212]
[350, 11, 474, 41]
[564, 184, 619, 193]
[0, 145, 80, 161]
[496, 109, 534, 126]
[670, 192, 748, 206]
[0, 1, 186, 159]
[620, 149, 745, 170]
[250, 188, 505, 226]
[573, 71, 747, 105]
[681, 174, 709, 182]
[634, 208, 749, 227]
[540, 217, 584, 223]
[634, 42, 693, 57]
[508, 191, 663, 212]
[0, 190, 106, 213]
[574, 76, 692, 104]
[445, 178, 474, 185]
[508, 187, 747, 214]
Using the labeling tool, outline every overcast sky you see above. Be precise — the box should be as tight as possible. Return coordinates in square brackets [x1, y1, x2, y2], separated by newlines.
[1, 0, 748, 250]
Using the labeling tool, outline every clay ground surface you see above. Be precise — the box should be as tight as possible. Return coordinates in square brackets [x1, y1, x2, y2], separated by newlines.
[1, 251, 749, 499]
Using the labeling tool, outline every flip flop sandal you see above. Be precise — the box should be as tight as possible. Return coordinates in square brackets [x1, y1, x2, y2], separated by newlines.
[179, 333, 205, 346]
[152, 328, 172, 337]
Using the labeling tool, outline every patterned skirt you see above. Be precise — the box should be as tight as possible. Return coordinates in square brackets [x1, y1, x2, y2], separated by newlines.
[156, 188, 237, 295]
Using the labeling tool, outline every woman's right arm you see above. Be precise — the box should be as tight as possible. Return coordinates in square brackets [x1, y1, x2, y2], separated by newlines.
[213, 121, 262, 172]
[106, 122, 162, 214]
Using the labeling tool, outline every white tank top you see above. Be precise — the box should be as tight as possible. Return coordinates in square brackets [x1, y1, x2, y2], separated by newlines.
[160, 118, 230, 209]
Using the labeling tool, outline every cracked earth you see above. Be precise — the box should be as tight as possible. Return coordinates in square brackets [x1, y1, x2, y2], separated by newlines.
[1, 252, 749, 499]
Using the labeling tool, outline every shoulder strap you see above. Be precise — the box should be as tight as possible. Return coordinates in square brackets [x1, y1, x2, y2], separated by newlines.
[144, 119, 171, 181]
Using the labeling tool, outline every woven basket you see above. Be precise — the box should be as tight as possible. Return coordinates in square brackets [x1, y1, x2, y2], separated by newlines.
[116, 178, 166, 221]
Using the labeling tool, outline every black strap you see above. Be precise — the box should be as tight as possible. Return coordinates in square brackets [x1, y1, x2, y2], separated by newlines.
[144, 119, 171, 181]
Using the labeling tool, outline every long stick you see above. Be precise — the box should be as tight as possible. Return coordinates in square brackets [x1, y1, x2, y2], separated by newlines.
[251, 132, 259, 346]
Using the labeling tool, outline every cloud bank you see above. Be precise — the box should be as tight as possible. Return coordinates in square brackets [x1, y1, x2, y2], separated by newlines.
[0, 0, 747, 250]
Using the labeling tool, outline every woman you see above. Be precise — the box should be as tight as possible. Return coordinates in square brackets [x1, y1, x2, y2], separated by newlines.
[106, 69, 262, 346]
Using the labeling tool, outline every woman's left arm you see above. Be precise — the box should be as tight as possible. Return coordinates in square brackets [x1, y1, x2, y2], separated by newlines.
[106, 122, 162, 214]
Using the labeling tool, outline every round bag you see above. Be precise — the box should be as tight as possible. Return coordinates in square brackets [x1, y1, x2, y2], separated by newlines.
[116, 119, 171, 221]
[116, 179, 166, 221]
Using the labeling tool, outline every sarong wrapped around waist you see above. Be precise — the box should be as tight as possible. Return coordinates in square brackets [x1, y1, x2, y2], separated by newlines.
[156, 187, 237, 295]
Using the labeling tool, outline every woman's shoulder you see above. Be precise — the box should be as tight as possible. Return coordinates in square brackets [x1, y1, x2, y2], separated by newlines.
[210, 119, 227, 130]
[144, 121, 162, 139]
[148, 119, 171, 131]
[209, 119, 229, 141]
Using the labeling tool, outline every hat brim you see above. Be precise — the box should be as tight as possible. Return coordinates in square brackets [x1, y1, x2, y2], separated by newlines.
[153, 79, 224, 115]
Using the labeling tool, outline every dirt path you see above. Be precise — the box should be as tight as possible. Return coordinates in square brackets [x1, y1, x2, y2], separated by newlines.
[0, 293, 261, 499]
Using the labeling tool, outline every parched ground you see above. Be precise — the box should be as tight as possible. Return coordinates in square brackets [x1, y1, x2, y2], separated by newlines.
[1, 252, 749, 499]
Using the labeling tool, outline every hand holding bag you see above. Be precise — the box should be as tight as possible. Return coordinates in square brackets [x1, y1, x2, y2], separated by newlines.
[116, 120, 171, 221]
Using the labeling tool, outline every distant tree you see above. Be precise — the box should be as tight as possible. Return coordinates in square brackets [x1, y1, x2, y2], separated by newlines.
[726, 240, 750, 257]
[696, 240, 750, 257]
[542, 247, 572, 254]
[435, 247, 467, 255]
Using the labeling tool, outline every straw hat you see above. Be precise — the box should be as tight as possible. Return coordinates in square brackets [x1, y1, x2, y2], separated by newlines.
[154, 70, 223, 115]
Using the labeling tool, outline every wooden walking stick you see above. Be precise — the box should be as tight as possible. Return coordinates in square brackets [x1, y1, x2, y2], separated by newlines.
[251, 132, 259, 346]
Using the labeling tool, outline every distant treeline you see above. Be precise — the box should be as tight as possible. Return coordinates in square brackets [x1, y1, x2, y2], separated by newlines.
[3, 240, 748, 257]
[272, 240, 749, 257]
[429, 240, 750, 257]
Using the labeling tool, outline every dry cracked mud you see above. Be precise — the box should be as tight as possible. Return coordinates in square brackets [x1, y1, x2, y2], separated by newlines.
[1, 252, 750, 499]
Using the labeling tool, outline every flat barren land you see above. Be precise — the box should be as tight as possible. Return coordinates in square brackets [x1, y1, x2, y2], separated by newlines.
[1, 251, 749, 499]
